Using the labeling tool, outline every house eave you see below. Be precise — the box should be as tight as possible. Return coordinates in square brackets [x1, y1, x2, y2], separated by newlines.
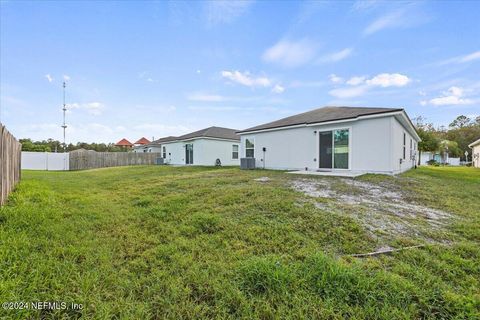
[237, 110, 420, 140]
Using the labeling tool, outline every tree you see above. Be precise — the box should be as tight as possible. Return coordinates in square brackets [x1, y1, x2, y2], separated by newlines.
[413, 116, 440, 152]
[20, 138, 128, 152]
[449, 115, 471, 128]
[439, 140, 461, 160]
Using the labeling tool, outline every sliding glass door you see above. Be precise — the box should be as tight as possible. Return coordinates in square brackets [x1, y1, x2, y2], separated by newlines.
[319, 129, 349, 169]
[319, 132, 333, 169]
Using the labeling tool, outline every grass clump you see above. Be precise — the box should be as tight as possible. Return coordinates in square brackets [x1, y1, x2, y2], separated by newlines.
[190, 213, 222, 234]
[237, 256, 292, 295]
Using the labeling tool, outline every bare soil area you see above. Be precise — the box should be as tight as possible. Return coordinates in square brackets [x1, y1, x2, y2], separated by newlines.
[290, 177, 452, 242]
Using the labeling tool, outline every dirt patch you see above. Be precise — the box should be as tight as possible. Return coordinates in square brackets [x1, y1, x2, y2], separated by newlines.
[290, 178, 452, 241]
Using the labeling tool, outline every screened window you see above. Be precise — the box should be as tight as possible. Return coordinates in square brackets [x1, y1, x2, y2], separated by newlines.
[232, 145, 239, 159]
[162, 146, 166, 158]
[333, 129, 349, 169]
[245, 139, 255, 158]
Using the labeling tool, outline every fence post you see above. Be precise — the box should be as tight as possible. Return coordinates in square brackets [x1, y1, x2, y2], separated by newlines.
[0, 124, 22, 206]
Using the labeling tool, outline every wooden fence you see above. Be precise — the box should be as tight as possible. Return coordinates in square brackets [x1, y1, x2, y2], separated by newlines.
[1, 124, 22, 206]
[69, 149, 161, 170]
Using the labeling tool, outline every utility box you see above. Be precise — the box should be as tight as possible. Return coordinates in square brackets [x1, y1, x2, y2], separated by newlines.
[156, 157, 165, 165]
[240, 158, 255, 169]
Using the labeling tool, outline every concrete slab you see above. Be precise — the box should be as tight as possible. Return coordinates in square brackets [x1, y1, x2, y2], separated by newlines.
[287, 170, 363, 178]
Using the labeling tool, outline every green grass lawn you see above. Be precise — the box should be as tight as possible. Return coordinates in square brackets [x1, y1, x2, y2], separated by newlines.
[0, 166, 479, 319]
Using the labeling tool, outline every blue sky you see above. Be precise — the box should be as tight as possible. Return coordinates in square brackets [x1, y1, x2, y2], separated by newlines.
[1, 0, 479, 143]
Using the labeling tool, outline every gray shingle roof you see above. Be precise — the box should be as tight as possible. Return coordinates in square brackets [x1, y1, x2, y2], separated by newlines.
[149, 127, 240, 145]
[238, 106, 403, 133]
[177, 126, 240, 141]
[148, 136, 178, 146]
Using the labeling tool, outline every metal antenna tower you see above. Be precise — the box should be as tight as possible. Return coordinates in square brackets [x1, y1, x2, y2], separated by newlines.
[61, 81, 67, 152]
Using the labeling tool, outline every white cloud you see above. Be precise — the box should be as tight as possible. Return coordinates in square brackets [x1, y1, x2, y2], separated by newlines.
[329, 74, 344, 84]
[328, 73, 411, 99]
[187, 93, 226, 102]
[352, 0, 381, 11]
[363, 7, 427, 36]
[366, 73, 410, 87]
[138, 71, 156, 82]
[317, 48, 353, 63]
[45, 74, 53, 83]
[205, 0, 253, 26]
[221, 70, 272, 87]
[271, 84, 285, 94]
[329, 85, 370, 99]
[346, 76, 366, 86]
[69, 102, 105, 116]
[63, 75, 71, 81]
[425, 86, 474, 106]
[262, 38, 318, 67]
[438, 50, 480, 65]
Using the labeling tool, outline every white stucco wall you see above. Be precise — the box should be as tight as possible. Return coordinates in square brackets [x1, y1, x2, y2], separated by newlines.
[391, 117, 418, 173]
[162, 141, 185, 165]
[160, 139, 239, 166]
[193, 139, 240, 166]
[239, 115, 419, 174]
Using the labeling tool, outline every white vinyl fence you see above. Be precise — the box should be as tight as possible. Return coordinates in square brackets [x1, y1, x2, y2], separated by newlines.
[21, 152, 69, 171]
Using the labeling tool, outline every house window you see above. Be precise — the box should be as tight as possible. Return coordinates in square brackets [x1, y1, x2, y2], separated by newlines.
[232, 145, 239, 159]
[245, 138, 255, 158]
[403, 133, 406, 160]
[162, 146, 166, 158]
[410, 139, 412, 158]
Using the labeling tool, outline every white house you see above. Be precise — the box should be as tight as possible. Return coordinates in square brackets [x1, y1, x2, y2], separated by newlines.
[468, 138, 480, 168]
[147, 127, 240, 166]
[237, 106, 421, 175]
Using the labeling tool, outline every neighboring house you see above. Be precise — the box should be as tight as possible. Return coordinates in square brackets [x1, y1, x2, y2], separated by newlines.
[147, 127, 240, 166]
[237, 106, 421, 175]
[142, 136, 178, 154]
[115, 138, 133, 149]
[132, 137, 152, 153]
[468, 138, 480, 168]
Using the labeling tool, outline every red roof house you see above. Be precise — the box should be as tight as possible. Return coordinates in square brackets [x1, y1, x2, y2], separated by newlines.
[115, 138, 133, 147]
[134, 137, 151, 145]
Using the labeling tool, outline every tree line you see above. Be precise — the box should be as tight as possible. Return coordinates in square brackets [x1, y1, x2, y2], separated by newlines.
[20, 139, 128, 152]
[414, 115, 480, 160]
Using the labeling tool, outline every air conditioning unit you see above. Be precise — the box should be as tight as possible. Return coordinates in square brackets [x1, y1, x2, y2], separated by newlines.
[156, 157, 165, 165]
[240, 158, 255, 169]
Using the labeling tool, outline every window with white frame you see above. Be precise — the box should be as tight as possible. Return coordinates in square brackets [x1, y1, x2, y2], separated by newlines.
[245, 138, 254, 158]
[410, 138, 412, 158]
[403, 133, 406, 160]
[232, 145, 239, 159]
[162, 146, 166, 158]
